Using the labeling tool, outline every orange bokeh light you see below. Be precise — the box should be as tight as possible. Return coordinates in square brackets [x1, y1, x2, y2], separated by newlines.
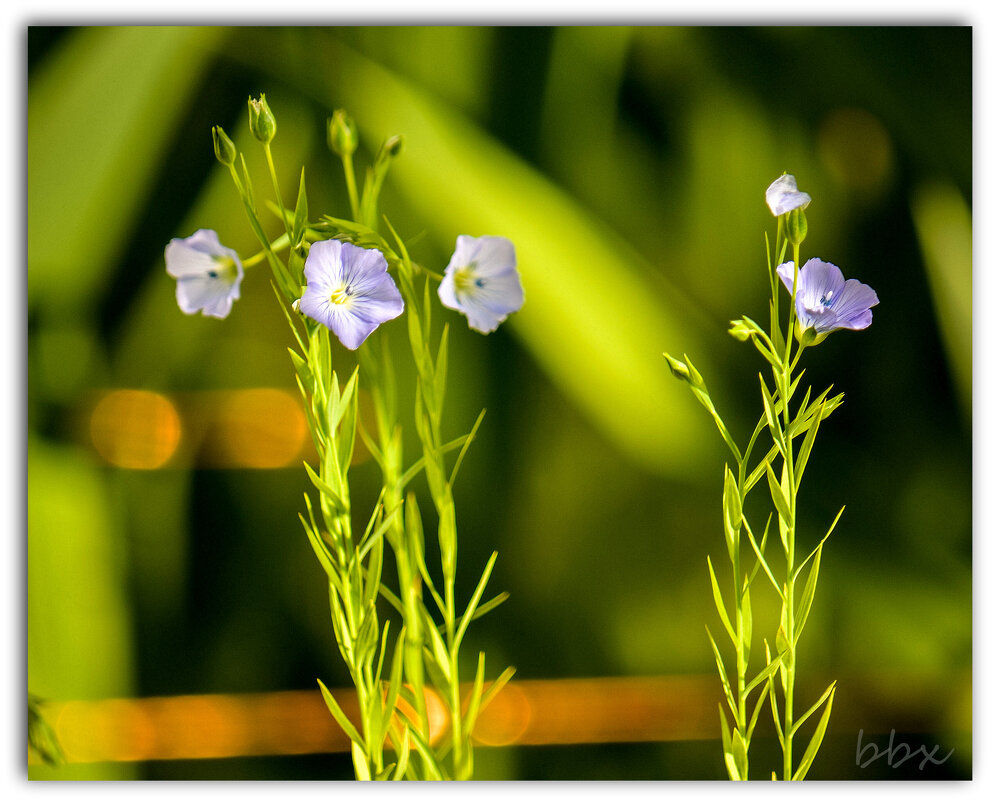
[89, 390, 182, 469]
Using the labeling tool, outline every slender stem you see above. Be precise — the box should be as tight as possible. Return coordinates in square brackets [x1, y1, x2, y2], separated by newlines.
[342, 151, 362, 222]
[242, 233, 291, 267]
[779, 240, 801, 780]
[263, 143, 292, 237]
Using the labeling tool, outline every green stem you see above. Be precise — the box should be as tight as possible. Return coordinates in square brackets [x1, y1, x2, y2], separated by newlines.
[778, 242, 800, 780]
[263, 143, 292, 237]
[342, 151, 362, 223]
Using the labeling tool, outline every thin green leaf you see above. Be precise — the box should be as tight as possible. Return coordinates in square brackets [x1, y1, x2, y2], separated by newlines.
[744, 514, 783, 599]
[765, 642, 786, 750]
[292, 167, 308, 247]
[462, 651, 486, 736]
[731, 728, 748, 781]
[707, 556, 737, 645]
[454, 591, 510, 628]
[792, 684, 836, 780]
[377, 629, 407, 757]
[434, 323, 449, 414]
[718, 702, 733, 758]
[274, 283, 307, 352]
[450, 408, 487, 488]
[398, 431, 473, 491]
[399, 716, 445, 780]
[744, 447, 776, 494]
[794, 549, 822, 645]
[796, 506, 844, 580]
[317, 679, 365, 749]
[299, 513, 336, 580]
[705, 626, 739, 724]
[303, 461, 349, 512]
[425, 617, 451, 681]
[477, 666, 516, 715]
[766, 467, 793, 529]
[357, 502, 403, 563]
[454, 551, 498, 651]
[759, 374, 786, 455]
[742, 654, 782, 699]
[794, 398, 825, 488]
[373, 619, 392, 687]
[724, 752, 742, 781]
[391, 727, 410, 780]
[741, 578, 753, 670]
[746, 680, 772, 742]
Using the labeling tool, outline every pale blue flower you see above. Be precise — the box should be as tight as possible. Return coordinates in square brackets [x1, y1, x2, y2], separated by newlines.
[438, 235, 524, 333]
[165, 229, 244, 319]
[299, 240, 404, 350]
[766, 173, 811, 217]
[777, 258, 878, 344]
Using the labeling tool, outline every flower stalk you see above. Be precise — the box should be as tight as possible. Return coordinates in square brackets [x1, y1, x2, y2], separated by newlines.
[167, 96, 521, 781]
[665, 173, 875, 780]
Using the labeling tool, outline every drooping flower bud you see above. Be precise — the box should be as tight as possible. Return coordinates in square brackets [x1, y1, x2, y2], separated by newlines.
[248, 94, 277, 144]
[212, 125, 237, 166]
[728, 319, 757, 342]
[327, 109, 358, 157]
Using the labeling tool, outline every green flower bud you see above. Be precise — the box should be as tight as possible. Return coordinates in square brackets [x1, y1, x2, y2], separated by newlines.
[728, 319, 756, 342]
[382, 134, 403, 159]
[663, 353, 692, 382]
[327, 109, 358, 157]
[212, 125, 237, 166]
[248, 94, 277, 144]
[784, 207, 808, 246]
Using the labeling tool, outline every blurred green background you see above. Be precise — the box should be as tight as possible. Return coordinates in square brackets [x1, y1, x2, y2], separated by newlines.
[27, 25, 971, 780]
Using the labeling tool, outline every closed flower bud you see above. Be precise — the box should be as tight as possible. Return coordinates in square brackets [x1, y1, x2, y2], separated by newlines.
[784, 207, 808, 246]
[382, 134, 403, 159]
[328, 109, 358, 157]
[248, 94, 277, 144]
[663, 353, 693, 383]
[212, 125, 237, 166]
[728, 319, 755, 342]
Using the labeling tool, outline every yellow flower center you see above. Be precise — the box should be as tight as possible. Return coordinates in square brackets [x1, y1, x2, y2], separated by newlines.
[454, 264, 484, 295]
[208, 256, 238, 284]
[330, 285, 351, 305]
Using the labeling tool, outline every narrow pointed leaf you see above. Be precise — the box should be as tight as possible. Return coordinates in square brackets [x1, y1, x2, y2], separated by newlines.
[705, 626, 739, 723]
[766, 467, 793, 529]
[463, 651, 487, 736]
[794, 398, 825, 488]
[794, 548, 822, 645]
[707, 556, 737, 645]
[792, 684, 836, 780]
[454, 551, 498, 651]
[317, 679, 365, 749]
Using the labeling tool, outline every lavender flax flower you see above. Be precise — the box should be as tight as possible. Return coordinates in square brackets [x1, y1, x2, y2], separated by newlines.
[766, 173, 812, 217]
[299, 239, 404, 350]
[438, 235, 524, 334]
[165, 229, 244, 319]
[777, 258, 879, 345]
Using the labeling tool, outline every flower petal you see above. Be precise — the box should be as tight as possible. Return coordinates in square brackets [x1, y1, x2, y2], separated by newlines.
[796, 258, 846, 307]
[765, 174, 812, 216]
[831, 280, 879, 329]
[299, 240, 405, 349]
[175, 274, 239, 319]
[776, 261, 797, 295]
[439, 234, 523, 332]
[165, 230, 243, 319]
